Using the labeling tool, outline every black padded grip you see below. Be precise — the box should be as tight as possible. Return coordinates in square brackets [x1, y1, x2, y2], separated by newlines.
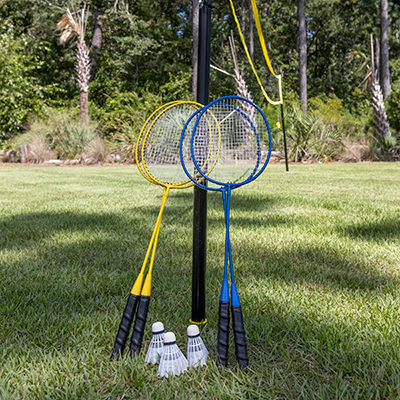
[129, 295, 150, 358]
[231, 305, 249, 370]
[110, 293, 140, 360]
[216, 300, 230, 367]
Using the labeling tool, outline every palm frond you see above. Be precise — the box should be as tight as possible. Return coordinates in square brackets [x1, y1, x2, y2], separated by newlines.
[57, 4, 89, 45]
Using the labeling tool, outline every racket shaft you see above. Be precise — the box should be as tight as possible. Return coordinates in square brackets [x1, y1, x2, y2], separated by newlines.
[110, 293, 140, 360]
[231, 304, 249, 369]
[129, 295, 150, 357]
[216, 300, 230, 366]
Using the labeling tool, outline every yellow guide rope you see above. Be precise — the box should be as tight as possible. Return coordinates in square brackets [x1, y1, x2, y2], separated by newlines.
[228, 0, 283, 106]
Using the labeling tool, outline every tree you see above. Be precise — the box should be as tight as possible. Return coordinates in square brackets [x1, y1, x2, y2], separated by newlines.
[0, 22, 43, 144]
[371, 35, 391, 140]
[57, 5, 91, 124]
[297, 0, 307, 113]
[380, 0, 391, 98]
[192, 0, 199, 99]
[90, 9, 104, 80]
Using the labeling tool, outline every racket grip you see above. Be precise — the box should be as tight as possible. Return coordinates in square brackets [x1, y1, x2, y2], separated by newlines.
[110, 293, 140, 360]
[129, 295, 150, 358]
[231, 304, 249, 370]
[216, 300, 230, 367]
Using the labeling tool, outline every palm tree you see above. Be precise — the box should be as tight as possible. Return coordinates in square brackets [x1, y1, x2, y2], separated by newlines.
[57, 5, 91, 125]
[347, 37, 391, 142]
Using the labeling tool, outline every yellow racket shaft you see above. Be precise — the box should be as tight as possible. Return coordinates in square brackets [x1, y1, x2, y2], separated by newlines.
[130, 186, 170, 296]
[140, 186, 170, 296]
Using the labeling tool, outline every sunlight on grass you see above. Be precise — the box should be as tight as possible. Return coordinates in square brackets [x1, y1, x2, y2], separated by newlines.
[1, 163, 400, 399]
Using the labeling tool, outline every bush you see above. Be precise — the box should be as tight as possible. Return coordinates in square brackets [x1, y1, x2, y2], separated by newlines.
[11, 109, 102, 161]
[0, 22, 43, 145]
[281, 103, 343, 162]
[83, 138, 110, 164]
[92, 91, 162, 160]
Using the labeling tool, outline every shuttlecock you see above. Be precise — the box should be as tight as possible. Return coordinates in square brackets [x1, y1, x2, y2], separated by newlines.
[186, 324, 208, 368]
[145, 322, 165, 365]
[157, 332, 188, 378]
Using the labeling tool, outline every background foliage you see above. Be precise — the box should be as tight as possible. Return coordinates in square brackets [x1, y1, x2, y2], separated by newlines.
[1, 0, 400, 159]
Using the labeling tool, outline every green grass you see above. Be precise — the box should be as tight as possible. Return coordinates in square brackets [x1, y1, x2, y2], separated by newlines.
[0, 163, 399, 399]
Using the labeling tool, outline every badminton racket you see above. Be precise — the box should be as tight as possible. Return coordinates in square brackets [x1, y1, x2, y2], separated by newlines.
[180, 95, 272, 369]
[111, 101, 203, 360]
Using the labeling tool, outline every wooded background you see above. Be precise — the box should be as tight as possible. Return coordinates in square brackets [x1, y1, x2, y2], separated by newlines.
[1, 0, 400, 162]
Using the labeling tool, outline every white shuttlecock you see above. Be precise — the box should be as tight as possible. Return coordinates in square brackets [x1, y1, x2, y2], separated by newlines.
[157, 332, 188, 378]
[145, 322, 165, 364]
[186, 324, 208, 368]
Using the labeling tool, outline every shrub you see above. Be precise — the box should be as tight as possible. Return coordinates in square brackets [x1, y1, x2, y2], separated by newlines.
[83, 138, 110, 164]
[93, 91, 162, 160]
[11, 109, 101, 161]
[28, 137, 54, 163]
[0, 22, 43, 145]
[283, 105, 343, 162]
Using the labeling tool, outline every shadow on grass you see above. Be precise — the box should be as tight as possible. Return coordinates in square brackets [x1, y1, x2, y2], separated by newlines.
[1, 194, 398, 357]
[244, 293, 400, 399]
[172, 188, 277, 207]
[0, 206, 169, 251]
[339, 217, 400, 242]
[240, 243, 400, 292]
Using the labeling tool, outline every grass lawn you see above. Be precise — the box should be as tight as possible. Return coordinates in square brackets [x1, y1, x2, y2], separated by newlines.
[0, 162, 399, 399]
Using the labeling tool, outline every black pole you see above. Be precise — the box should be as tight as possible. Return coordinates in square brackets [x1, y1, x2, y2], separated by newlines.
[280, 104, 289, 172]
[191, 0, 212, 323]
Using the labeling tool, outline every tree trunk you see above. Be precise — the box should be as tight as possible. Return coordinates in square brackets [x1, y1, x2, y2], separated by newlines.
[248, 0, 254, 62]
[371, 35, 391, 139]
[375, 36, 380, 76]
[80, 90, 89, 125]
[192, 0, 199, 100]
[297, 0, 307, 113]
[371, 70, 391, 138]
[241, 0, 246, 36]
[76, 40, 91, 124]
[380, 0, 391, 98]
[90, 10, 104, 80]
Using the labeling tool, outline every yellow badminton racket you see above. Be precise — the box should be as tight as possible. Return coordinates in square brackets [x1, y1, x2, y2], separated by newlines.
[111, 101, 203, 360]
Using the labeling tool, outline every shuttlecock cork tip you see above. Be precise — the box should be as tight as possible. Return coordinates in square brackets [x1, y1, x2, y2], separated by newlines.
[164, 332, 176, 344]
[187, 324, 200, 337]
[152, 321, 164, 334]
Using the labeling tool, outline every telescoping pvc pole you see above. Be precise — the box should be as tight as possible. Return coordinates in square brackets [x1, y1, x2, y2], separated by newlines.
[191, 0, 212, 324]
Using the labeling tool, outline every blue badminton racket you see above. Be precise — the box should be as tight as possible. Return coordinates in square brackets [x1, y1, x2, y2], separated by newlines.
[180, 95, 272, 369]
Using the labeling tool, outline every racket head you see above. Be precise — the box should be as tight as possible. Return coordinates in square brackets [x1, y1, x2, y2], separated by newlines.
[140, 101, 204, 189]
[181, 96, 272, 191]
[180, 106, 221, 186]
[136, 101, 179, 184]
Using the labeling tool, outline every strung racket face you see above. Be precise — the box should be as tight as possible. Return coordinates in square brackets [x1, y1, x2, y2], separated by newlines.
[140, 102, 203, 189]
[136, 101, 182, 185]
[181, 96, 272, 190]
